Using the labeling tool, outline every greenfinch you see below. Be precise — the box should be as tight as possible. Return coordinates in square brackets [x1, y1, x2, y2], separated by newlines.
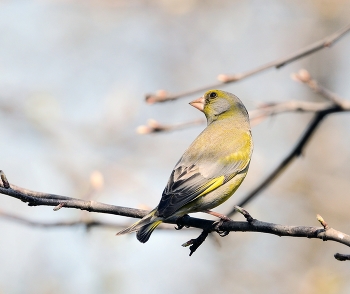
[117, 89, 253, 243]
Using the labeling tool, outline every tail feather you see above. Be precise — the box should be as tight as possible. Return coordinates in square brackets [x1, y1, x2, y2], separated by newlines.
[116, 209, 162, 243]
[136, 220, 162, 243]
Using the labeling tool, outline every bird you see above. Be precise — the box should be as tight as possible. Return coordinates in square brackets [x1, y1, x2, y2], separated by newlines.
[116, 89, 253, 243]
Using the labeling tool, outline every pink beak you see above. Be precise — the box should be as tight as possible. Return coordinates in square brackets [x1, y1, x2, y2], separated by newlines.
[189, 96, 205, 112]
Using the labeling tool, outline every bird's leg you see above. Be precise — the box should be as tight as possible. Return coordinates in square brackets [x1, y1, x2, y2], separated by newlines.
[204, 210, 231, 237]
[204, 210, 232, 221]
[175, 214, 190, 230]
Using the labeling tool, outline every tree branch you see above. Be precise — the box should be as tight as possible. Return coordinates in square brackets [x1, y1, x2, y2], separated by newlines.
[145, 23, 350, 104]
[0, 178, 147, 219]
[1, 179, 349, 259]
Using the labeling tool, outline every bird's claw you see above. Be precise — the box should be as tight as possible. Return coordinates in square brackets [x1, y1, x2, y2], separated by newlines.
[217, 230, 230, 237]
[175, 223, 184, 230]
[175, 214, 190, 230]
[213, 219, 230, 237]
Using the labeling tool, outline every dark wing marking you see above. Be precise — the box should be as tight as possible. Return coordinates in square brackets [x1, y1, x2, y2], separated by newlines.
[156, 163, 240, 219]
[156, 164, 210, 218]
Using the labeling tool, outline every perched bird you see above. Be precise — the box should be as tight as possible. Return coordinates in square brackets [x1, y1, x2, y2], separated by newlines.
[117, 89, 253, 243]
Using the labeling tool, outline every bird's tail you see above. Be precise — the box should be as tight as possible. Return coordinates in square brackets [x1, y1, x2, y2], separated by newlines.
[116, 209, 163, 243]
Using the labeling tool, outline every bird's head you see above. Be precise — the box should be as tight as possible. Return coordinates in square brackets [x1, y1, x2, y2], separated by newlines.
[190, 89, 249, 124]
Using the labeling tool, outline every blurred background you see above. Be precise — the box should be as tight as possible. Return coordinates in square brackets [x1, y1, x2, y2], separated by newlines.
[1, 0, 350, 293]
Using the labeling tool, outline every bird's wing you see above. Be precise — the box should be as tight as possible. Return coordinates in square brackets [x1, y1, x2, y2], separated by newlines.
[156, 148, 250, 219]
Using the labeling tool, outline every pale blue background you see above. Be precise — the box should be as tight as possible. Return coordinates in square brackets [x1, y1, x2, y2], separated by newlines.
[1, 1, 350, 293]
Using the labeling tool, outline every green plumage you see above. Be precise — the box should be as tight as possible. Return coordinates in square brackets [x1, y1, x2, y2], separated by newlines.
[116, 89, 253, 243]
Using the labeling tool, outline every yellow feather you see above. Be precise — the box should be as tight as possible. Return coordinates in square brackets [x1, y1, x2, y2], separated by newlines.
[197, 176, 225, 197]
[150, 220, 162, 229]
[220, 132, 252, 166]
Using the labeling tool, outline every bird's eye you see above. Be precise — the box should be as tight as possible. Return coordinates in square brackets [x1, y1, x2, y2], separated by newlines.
[209, 92, 217, 98]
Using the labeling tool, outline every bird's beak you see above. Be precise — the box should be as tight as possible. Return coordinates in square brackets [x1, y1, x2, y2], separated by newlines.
[189, 96, 205, 112]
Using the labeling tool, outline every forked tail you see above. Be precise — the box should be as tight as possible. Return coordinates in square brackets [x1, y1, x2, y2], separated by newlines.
[116, 209, 162, 243]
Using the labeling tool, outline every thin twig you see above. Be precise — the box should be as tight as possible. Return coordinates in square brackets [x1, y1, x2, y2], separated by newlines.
[136, 118, 205, 134]
[317, 214, 329, 230]
[334, 253, 350, 261]
[182, 230, 210, 256]
[233, 205, 254, 223]
[292, 69, 350, 108]
[248, 100, 340, 124]
[0, 170, 10, 189]
[145, 23, 350, 104]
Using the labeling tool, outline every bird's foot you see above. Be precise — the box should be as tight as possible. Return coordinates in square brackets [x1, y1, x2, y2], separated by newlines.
[204, 210, 232, 237]
[175, 214, 190, 230]
[213, 219, 230, 237]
